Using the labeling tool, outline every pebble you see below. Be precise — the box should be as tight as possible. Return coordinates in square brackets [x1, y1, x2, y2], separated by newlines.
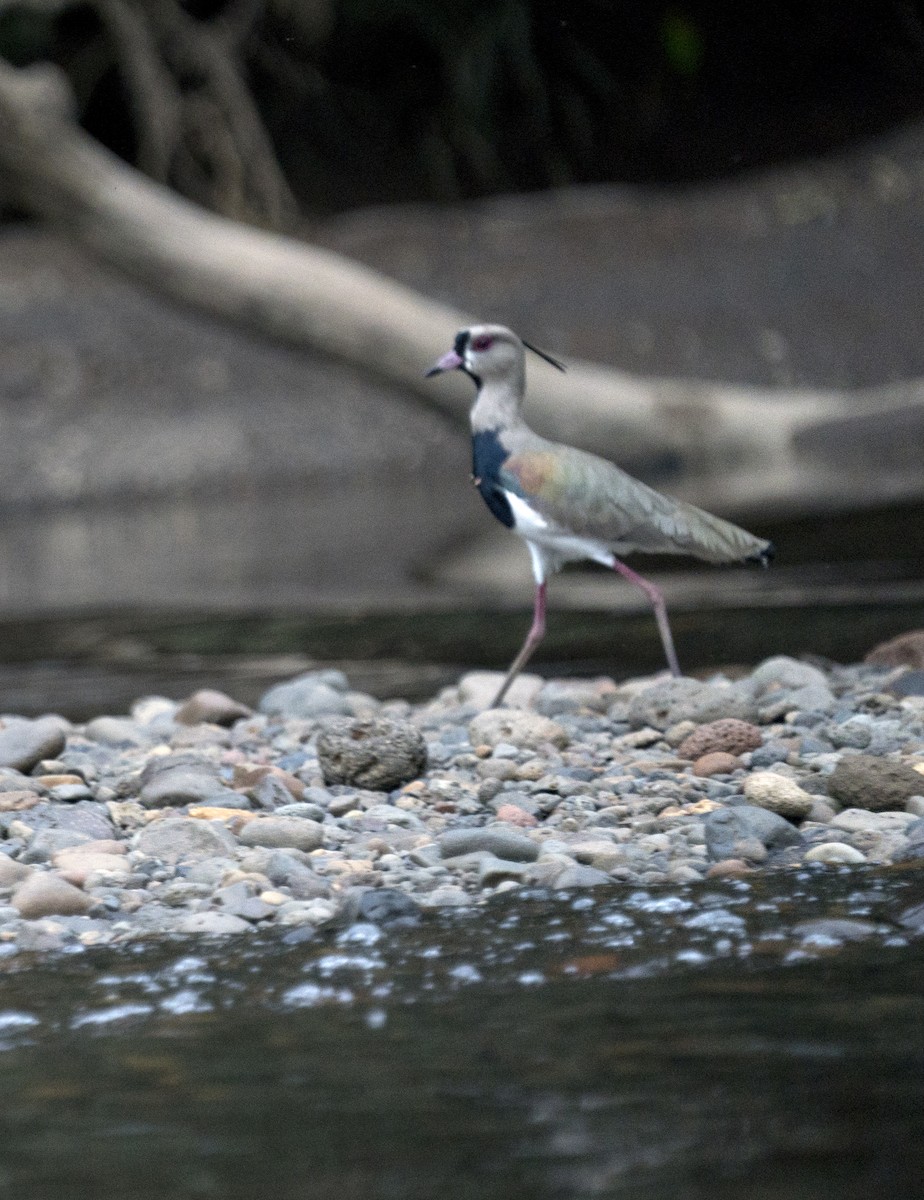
[692, 752, 741, 777]
[704, 806, 802, 861]
[705, 859, 754, 878]
[627, 679, 758, 730]
[827, 754, 924, 812]
[0, 717, 66, 772]
[174, 911, 252, 935]
[0, 653, 916, 952]
[0, 855, 33, 886]
[750, 741, 792, 768]
[677, 719, 763, 759]
[748, 656, 835, 720]
[830, 809, 918, 834]
[494, 803, 539, 827]
[555, 865, 612, 888]
[468, 710, 569, 750]
[237, 817, 324, 852]
[258, 670, 354, 718]
[21, 828, 94, 863]
[743, 772, 815, 819]
[804, 842, 868, 864]
[456, 671, 543, 710]
[0, 790, 42, 812]
[134, 817, 238, 863]
[439, 829, 539, 862]
[175, 689, 252, 726]
[865, 629, 924, 668]
[11, 872, 95, 918]
[84, 716, 156, 747]
[316, 717, 427, 791]
[138, 765, 228, 808]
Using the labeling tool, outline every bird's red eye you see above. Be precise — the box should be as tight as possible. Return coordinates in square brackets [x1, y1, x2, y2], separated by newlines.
[471, 335, 493, 352]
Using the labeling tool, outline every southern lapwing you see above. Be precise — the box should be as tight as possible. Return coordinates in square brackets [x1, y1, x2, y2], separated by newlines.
[426, 323, 774, 707]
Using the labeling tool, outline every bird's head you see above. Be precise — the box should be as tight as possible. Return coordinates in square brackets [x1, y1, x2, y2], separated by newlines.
[425, 324, 564, 388]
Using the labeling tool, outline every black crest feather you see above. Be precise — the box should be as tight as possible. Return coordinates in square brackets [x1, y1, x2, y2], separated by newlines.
[522, 339, 566, 372]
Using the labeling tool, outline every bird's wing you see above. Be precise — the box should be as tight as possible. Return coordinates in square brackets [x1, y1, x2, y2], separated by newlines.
[501, 444, 771, 564]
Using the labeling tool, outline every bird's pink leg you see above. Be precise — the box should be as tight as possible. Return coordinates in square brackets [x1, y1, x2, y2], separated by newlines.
[492, 581, 547, 707]
[611, 557, 682, 677]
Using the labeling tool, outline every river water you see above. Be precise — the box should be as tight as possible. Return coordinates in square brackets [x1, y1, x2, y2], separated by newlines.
[1, 868, 922, 1199]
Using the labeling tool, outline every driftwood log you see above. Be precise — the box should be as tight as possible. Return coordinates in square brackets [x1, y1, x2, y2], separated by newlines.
[0, 59, 923, 519]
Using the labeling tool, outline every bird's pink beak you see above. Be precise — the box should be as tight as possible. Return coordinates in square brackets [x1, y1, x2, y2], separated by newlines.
[425, 349, 463, 377]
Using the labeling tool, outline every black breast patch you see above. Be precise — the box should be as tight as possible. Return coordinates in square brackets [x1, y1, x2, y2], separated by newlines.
[471, 428, 514, 529]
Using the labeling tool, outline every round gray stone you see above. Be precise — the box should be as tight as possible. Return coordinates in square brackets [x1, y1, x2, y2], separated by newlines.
[749, 657, 837, 720]
[139, 766, 227, 808]
[20, 828, 94, 864]
[0, 718, 66, 772]
[259, 671, 352, 718]
[627, 679, 758, 731]
[439, 828, 539, 862]
[84, 717, 156, 747]
[827, 754, 924, 812]
[237, 817, 324, 852]
[264, 851, 329, 899]
[134, 817, 237, 863]
[704, 805, 802, 860]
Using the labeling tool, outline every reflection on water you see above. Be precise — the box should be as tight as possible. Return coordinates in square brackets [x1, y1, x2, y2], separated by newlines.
[0, 870, 922, 1199]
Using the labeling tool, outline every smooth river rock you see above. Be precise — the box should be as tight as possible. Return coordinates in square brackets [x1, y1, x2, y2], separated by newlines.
[138, 765, 229, 808]
[439, 828, 539, 862]
[134, 817, 238, 863]
[0, 718, 66, 773]
[237, 817, 324, 852]
[11, 872, 95, 918]
[259, 670, 353, 718]
[175, 689, 252, 726]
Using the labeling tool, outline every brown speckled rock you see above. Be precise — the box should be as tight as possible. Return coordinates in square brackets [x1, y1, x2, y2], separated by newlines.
[865, 629, 924, 669]
[677, 718, 763, 760]
[692, 751, 741, 777]
[827, 754, 924, 812]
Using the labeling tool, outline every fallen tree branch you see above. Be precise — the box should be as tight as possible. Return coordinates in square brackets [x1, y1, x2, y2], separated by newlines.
[0, 59, 921, 519]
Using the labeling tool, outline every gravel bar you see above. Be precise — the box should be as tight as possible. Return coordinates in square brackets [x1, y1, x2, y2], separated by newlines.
[0, 656, 923, 955]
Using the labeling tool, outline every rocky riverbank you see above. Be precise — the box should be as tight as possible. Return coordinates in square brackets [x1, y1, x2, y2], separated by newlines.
[0, 655, 923, 955]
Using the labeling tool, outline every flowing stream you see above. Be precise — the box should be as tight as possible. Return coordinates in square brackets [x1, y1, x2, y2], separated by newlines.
[0, 868, 922, 1199]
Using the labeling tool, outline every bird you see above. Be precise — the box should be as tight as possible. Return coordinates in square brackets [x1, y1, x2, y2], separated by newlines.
[426, 323, 774, 708]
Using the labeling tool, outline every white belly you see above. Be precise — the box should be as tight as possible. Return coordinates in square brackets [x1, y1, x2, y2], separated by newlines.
[504, 491, 615, 583]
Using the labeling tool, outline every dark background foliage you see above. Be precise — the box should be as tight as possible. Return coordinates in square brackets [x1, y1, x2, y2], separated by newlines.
[4, 0, 924, 216]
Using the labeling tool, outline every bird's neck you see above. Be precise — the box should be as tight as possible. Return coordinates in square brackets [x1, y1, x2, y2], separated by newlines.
[469, 376, 525, 434]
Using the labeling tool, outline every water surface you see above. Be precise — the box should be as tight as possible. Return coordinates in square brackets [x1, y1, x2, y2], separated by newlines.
[1, 869, 922, 1199]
